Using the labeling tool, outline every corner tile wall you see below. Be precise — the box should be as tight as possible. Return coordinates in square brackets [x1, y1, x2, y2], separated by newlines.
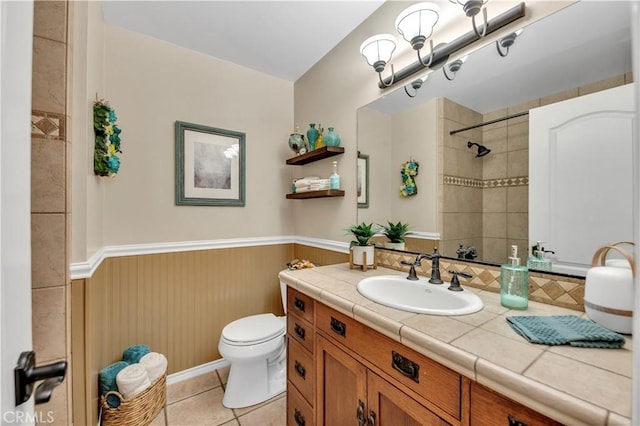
[31, 1, 71, 424]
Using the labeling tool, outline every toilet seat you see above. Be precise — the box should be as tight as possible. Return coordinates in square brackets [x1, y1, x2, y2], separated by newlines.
[221, 313, 285, 346]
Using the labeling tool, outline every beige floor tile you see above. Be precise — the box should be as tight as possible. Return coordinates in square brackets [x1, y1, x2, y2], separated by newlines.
[217, 366, 229, 386]
[233, 392, 285, 417]
[168, 371, 221, 404]
[166, 388, 234, 426]
[236, 394, 286, 426]
[149, 408, 167, 426]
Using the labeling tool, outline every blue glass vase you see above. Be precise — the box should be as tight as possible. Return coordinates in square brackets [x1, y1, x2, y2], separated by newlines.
[306, 123, 319, 151]
[324, 127, 341, 147]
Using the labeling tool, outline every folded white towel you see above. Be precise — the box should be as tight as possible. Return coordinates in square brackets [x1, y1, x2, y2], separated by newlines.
[139, 352, 168, 383]
[116, 363, 151, 399]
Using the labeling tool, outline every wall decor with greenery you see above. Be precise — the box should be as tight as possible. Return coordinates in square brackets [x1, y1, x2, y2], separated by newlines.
[93, 99, 122, 177]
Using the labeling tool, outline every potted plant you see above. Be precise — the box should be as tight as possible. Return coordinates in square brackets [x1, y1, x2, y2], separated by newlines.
[379, 221, 411, 251]
[347, 222, 377, 266]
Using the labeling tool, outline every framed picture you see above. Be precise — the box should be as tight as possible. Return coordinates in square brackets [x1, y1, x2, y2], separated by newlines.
[175, 121, 245, 206]
[357, 152, 369, 208]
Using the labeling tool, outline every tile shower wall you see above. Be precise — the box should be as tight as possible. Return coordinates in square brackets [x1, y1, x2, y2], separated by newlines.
[440, 73, 633, 264]
[31, 1, 72, 424]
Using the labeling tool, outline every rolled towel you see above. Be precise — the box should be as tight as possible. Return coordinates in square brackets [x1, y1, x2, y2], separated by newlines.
[116, 363, 151, 399]
[122, 344, 150, 364]
[139, 352, 168, 383]
[99, 361, 129, 408]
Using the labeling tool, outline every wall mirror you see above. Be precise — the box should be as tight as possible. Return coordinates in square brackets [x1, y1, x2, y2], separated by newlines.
[357, 1, 633, 276]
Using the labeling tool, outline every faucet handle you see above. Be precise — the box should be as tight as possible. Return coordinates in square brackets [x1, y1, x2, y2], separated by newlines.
[448, 271, 472, 292]
[401, 260, 419, 280]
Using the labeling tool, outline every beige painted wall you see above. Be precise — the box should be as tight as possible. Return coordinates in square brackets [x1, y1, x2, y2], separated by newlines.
[293, 1, 573, 244]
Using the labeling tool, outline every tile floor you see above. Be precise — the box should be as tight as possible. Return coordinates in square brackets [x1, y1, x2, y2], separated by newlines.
[150, 366, 287, 426]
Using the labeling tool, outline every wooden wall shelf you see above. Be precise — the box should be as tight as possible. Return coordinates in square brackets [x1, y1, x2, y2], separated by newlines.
[286, 146, 344, 165]
[286, 190, 345, 199]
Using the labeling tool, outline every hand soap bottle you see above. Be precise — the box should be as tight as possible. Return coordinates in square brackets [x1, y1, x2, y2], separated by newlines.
[527, 241, 553, 271]
[501, 245, 529, 310]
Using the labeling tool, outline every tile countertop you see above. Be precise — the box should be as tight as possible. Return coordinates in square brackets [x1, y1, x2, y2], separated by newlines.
[278, 264, 633, 426]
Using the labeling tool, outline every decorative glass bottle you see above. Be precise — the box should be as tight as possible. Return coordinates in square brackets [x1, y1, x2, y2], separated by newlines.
[324, 127, 341, 147]
[500, 245, 529, 310]
[306, 123, 319, 151]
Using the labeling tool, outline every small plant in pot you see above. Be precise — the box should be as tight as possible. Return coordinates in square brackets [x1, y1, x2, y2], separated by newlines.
[379, 221, 411, 250]
[347, 222, 377, 266]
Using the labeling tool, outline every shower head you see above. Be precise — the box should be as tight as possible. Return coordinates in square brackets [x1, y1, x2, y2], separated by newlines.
[467, 141, 491, 158]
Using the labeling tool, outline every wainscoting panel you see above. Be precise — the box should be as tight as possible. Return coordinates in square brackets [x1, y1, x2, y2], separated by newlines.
[293, 243, 349, 265]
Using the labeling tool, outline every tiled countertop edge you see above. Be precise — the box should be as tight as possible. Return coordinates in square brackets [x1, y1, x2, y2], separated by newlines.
[279, 268, 625, 426]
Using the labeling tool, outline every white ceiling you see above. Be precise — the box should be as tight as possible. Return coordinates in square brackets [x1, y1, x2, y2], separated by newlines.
[101, 0, 385, 82]
[102, 1, 632, 114]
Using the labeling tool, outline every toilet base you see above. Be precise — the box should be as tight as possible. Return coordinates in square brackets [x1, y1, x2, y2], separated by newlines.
[221, 340, 286, 408]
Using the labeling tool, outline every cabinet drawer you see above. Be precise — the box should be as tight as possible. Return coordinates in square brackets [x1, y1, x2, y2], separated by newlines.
[287, 383, 315, 426]
[288, 338, 315, 405]
[316, 303, 461, 420]
[287, 287, 314, 324]
[288, 314, 314, 354]
[470, 382, 563, 426]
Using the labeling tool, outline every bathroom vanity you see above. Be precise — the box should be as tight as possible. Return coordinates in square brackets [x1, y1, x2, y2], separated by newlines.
[280, 264, 632, 426]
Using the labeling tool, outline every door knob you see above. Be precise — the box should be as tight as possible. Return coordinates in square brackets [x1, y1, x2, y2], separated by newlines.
[14, 351, 67, 406]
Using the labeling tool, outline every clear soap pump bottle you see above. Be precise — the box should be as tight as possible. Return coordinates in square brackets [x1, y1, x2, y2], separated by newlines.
[500, 245, 529, 310]
[330, 160, 340, 190]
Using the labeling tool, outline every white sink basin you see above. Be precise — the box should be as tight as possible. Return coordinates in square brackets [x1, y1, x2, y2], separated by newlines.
[357, 275, 483, 316]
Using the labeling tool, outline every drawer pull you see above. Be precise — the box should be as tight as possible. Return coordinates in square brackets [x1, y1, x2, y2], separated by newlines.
[294, 409, 305, 426]
[367, 410, 376, 426]
[391, 350, 420, 383]
[507, 414, 528, 426]
[357, 400, 365, 426]
[294, 323, 306, 340]
[330, 317, 346, 337]
[294, 297, 306, 312]
[294, 360, 306, 379]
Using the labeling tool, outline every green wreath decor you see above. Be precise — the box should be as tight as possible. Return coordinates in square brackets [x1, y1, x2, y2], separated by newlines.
[93, 100, 122, 177]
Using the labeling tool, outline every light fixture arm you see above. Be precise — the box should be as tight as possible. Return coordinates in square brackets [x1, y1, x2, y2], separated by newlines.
[417, 39, 435, 67]
[378, 3, 524, 88]
[471, 8, 488, 38]
[378, 63, 396, 87]
[404, 85, 418, 97]
[443, 65, 456, 81]
[496, 40, 509, 57]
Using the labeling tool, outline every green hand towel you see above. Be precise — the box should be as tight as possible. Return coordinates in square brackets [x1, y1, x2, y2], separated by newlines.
[506, 315, 625, 349]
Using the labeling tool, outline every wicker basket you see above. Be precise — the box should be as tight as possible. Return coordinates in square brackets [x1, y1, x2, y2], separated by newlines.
[100, 373, 167, 426]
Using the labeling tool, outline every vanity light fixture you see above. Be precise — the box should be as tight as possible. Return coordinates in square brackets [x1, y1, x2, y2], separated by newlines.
[467, 141, 491, 157]
[395, 2, 441, 67]
[443, 55, 468, 81]
[404, 73, 430, 98]
[359, 34, 397, 87]
[449, 0, 490, 37]
[496, 28, 523, 57]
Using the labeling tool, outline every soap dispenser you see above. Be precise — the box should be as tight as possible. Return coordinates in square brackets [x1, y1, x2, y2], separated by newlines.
[527, 241, 553, 271]
[501, 245, 529, 310]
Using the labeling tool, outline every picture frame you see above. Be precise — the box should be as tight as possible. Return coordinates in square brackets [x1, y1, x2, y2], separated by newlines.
[175, 121, 245, 206]
[357, 152, 369, 208]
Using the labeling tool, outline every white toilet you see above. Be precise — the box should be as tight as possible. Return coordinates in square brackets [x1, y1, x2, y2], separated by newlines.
[218, 280, 288, 408]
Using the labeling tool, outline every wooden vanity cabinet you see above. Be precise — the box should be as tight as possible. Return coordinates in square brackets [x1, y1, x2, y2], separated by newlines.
[470, 382, 563, 426]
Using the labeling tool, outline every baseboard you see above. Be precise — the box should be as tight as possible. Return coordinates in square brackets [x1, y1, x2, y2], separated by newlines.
[166, 358, 230, 385]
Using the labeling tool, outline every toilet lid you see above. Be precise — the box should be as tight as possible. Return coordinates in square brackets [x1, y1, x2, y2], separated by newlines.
[222, 313, 285, 345]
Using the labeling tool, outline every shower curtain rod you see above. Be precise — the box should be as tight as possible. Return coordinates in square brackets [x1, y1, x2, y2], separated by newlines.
[449, 111, 529, 135]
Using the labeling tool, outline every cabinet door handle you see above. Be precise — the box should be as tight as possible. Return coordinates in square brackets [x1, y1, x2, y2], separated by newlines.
[391, 350, 420, 383]
[294, 360, 306, 379]
[507, 414, 529, 426]
[356, 399, 365, 426]
[330, 317, 346, 337]
[367, 410, 376, 426]
[294, 323, 305, 340]
[294, 409, 305, 426]
[294, 298, 305, 312]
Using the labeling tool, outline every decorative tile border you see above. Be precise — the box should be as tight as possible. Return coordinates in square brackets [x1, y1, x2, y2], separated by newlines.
[443, 175, 529, 189]
[376, 248, 585, 311]
[32, 110, 65, 140]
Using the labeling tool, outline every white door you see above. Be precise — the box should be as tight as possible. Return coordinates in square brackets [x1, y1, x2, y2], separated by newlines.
[529, 84, 635, 276]
[1, 0, 35, 422]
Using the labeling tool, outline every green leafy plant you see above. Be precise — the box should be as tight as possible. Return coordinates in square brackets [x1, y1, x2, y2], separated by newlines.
[379, 221, 411, 243]
[346, 222, 378, 247]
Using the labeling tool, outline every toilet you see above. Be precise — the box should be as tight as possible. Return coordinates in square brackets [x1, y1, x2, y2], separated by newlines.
[218, 280, 288, 408]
